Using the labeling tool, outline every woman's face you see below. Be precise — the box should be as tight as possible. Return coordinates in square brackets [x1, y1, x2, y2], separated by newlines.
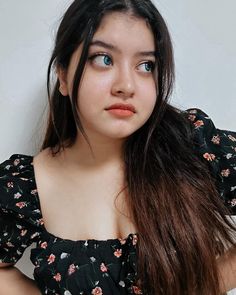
[58, 12, 158, 141]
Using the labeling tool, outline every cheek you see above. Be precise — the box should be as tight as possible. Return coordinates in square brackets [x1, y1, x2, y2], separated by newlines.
[140, 79, 157, 109]
[77, 71, 112, 104]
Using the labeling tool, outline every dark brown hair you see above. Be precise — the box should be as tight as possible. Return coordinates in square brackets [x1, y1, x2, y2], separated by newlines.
[41, 0, 236, 294]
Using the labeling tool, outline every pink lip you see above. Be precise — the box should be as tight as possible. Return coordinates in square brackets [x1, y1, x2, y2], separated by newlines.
[105, 103, 136, 113]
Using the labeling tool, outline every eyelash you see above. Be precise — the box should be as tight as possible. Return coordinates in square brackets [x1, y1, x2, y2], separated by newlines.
[88, 53, 156, 73]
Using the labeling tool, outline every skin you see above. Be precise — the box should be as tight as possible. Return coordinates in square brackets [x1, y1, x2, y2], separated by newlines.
[31, 12, 158, 243]
[57, 12, 158, 167]
[1, 10, 236, 295]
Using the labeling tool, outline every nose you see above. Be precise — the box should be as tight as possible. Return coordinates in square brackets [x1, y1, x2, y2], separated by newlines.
[111, 66, 135, 98]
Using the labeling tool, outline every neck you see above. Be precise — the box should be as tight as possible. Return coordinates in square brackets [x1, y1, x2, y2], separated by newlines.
[61, 133, 126, 169]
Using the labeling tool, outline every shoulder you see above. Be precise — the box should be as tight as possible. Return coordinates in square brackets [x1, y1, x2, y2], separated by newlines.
[0, 153, 42, 224]
[183, 108, 236, 150]
[0, 154, 33, 176]
[0, 154, 44, 264]
[183, 108, 236, 211]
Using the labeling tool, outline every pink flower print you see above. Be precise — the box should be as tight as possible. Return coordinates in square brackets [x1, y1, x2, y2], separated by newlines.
[132, 234, 138, 246]
[231, 199, 236, 207]
[228, 135, 236, 142]
[203, 153, 216, 161]
[221, 169, 230, 177]
[47, 254, 56, 264]
[16, 202, 26, 209]
[20, 229, 27, 236]
[194, 120, 204, 128]
[38, 218, 44, 226]
[7, 182, 14, 188]
[188, 114, 196, 122]
[31, 189, 38, 195]
[91, 287, 103, 295]
[68, 264, 76, 275]
[211, 135, 220, 145]
[132, 285, 143, 294]
[119, 238, 127, 245]
[100, 263, 108, 272]
[6, 242, 14, 248]
[114, 249, 122, 258]
[12, 172, 20, 176]
[53, 273, 61, 282]
[40, 241, 48, 249]
[14, 159, 20, 166]
[14, 192, 22, 199]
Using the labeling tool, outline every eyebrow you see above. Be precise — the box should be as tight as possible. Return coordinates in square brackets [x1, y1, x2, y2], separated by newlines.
[90, 40, 156, 57]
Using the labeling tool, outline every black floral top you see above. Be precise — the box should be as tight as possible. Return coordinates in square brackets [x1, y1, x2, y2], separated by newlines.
[0, 109, 236, 295]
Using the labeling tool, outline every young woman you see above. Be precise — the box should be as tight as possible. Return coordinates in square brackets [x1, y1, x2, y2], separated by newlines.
[0, 0, 236, 294]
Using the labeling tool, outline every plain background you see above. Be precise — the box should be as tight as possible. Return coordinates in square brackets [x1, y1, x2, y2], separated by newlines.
[0, 0, 235, 293]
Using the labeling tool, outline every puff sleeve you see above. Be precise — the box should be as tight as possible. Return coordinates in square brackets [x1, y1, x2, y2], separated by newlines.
[0, 154, 43, 264]
[185, 108, 236, 214]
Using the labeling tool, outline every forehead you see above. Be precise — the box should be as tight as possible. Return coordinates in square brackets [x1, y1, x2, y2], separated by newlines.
[92, 12, 155, 50]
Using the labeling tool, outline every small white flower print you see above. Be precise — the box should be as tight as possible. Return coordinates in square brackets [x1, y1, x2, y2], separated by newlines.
[64, 291, 72, 295]
[90, 256, 96, 263]
[231, 187, 236, 192]
[226, 153, 233, 159]
[119, 280, 125, 287]
[14, 192, 22, 199]
[60, 252, 70, 259]
[228, 134, 236, 142]
[7, 182, 14, 188]
[30, 232, 40, 239]
[14, 159, 20, 166]
[221, 169, 230, 177]
[5, 165, 11, 170]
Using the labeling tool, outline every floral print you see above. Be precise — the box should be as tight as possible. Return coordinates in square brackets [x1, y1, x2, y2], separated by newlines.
[0, 108, 235, 294]
[185, 108, 236, 212]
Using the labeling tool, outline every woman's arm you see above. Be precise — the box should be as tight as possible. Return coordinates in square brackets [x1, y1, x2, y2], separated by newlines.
[0, 266, 41, 295]
[217, 245, 236, 293]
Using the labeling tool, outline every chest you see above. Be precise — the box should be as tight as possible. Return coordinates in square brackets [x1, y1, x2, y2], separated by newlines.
[35, 162, 137, 241]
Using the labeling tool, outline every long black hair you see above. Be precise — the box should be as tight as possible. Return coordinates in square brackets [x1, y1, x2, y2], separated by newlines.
[41, 1, 236, 294]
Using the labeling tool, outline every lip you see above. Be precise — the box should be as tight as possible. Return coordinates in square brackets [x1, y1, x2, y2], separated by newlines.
[105, 103, 136, 113]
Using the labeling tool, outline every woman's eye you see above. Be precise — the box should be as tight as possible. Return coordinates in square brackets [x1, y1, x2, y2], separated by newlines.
[138, 61, 155, 73]
[89, 54, 112, 67]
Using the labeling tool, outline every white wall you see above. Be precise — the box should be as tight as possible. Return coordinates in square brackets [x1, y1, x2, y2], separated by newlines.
[155, 0, 236, 130]
[0, 0, 235, 293]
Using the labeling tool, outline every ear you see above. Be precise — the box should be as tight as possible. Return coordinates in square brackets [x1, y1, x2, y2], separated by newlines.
[56, 66, 69, 96]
